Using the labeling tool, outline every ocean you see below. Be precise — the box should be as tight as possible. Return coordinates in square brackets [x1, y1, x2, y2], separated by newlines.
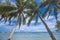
[0, 32, 60, 40]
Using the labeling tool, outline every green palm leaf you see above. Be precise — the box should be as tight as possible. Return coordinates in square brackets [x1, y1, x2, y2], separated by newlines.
[54, 7, 58, 20]
[27, 15, 34, 26]
[55, 1, 60, 9]
[55, 21, 60, 31]
[0, 5, 17, 11]
[56, 21, 60, 28]
[47, 7, 52, 19]
[39, 1, 48, 8]
[42, 5, 50, 18]
[35, 14, 38, 24]
[22, 13, 26, 25]
[18, 16, 21, 28]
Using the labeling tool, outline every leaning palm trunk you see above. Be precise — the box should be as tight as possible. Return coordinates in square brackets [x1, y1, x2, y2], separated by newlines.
[7, 16, 19, 40]
[8, 25, 17, 40]
[39, 16, 56, 40]
[7, 14, 21, 40]
[7, 22, 18, 40]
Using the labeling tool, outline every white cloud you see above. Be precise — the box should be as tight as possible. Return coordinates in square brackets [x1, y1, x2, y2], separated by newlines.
[18, 13, 60, 32]
[0, 13, 60, 32]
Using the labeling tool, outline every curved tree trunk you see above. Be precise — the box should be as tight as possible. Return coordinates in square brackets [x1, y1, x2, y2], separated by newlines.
[39, 16, 56, 40]
[7, 23, 17, 40]
[7, 17, 19, 40]
[7, 14, 21, 40]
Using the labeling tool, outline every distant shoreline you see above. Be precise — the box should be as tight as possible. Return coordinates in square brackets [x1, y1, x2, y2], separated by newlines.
[0, 31, 59, 33]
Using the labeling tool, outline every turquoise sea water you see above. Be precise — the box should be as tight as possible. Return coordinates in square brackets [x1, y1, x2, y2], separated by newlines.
[0, 32, 60, 40]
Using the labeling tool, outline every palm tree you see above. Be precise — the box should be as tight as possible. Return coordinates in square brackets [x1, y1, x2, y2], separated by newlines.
[55, 20, 60, 31]
[38, 0, 60, 40]
[0, 0, 38, 40]
[26, 0, 60, 40]
[0, 0, 59, 40]
[39, 0, 60, 20]
[27, 7, 56, 40]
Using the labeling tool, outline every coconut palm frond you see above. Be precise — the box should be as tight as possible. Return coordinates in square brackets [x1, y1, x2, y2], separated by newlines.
[39, 0, 60, 20]
[21, 13, 26, 25]
[47, 7, 52, 19]
[15, 0, 21, 6]
[27, 15, 34, 26]
[8, 12, 17, 24]
[56, 4, 60, 9]
[0, 11, 9, 20]
[39, 1, 48, 8]
[30, 0, 37, 8]
[56, 21, 60, 27]
[8, 16, 12, 25]
[0, 5, 17, 11]
[18, 16, 21, 28]
[54, 7, 58, 20]
[55, 1, 60, 9]
[55, 21, 60, 30]
[42, 5, 50, 18]
[5, 0, 11, 5]
[4, 17, 7, 23]
[27, 10, 37, 26]
[25, 0, 37, 10]
[35, 14, 38, 24]
[9, 12, 17, 17]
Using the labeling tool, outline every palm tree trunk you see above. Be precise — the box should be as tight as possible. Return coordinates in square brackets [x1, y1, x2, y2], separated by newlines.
[7, 14, 21, 40]
[7, 17, 20, 40]
[7, 23, 17, 40]
[7, 11, 22, 40]
[39, 16, 56, 40]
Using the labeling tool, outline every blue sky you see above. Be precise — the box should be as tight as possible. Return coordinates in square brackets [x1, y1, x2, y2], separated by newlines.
[0, 0, 60, 32]
[0, 13, 60, 32]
